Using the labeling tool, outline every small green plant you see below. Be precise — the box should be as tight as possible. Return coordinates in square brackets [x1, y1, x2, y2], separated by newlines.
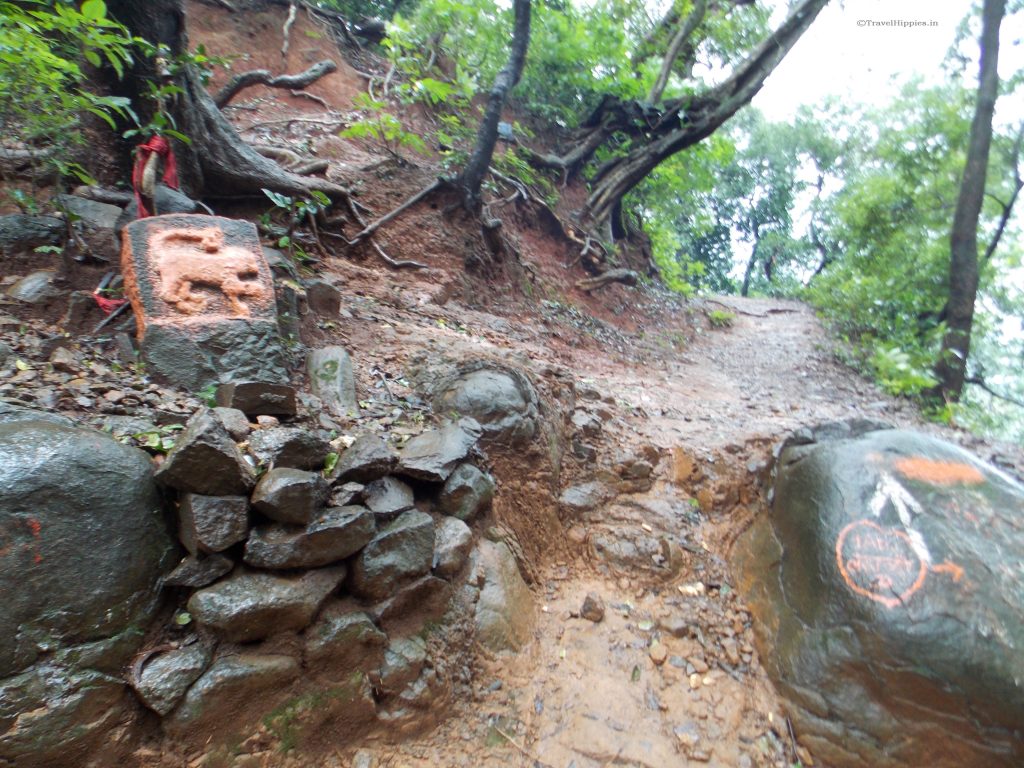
[261, 188, 331, 271]
[870, 343, 938, 396]
[340, 92, 428, 161]
[128, 423, 184, 454]
[708, 309, 735, 328]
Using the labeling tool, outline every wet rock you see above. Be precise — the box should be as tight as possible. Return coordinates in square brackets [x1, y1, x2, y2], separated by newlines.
[379, 636, 427, 692]
[571, 409, 603, 437]
[179, 494, 249, 554]
[7, 270, 60, 304]
[166, 653, 299, 732]
[305, 607, 386, 670]
[349, 510, 435, 601]
[251, 467, 329, 525]
[132, 642, 213, 716]
[53, 194, 121, 260]
[212, 406, 251, 441]
[115, 184, 197, 232]
[162, 554, 234, 588]
[308, 346, 358, 418]
[741, 424, 1024, 768]
[243, 506, 375, 569]
[591, 530, 660, 571]
[364, 475, 415, 518]
[0, 665, 124, 768]
[330, 481, 365, 507]
[370, 575, 451, 630]
[433, 517, 473, 578]
[215, 381, 297, 417]
[0, 214, 63, 257]
[559, 481, 614, 516]
[470, 540, 534, 653]
[0, 414, 173, 679]
[434, 366, 538, 446]
[187, 567, 345, 643]
[248, 426, 330, 470]
[155, 408, 256, 495]
[580, 592, 605, 623]
[305, 279, 342, 317]
[399, 418, 482, 483]
[438, 463, 495, 521]
[333, 433, 398, 483]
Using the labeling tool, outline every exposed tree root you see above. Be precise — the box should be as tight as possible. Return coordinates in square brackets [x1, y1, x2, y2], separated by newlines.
[214, 59, 338, 108]
[575, 268, 639, 292]
[281, 1, 298, 61]
[349, 178, 446, 245]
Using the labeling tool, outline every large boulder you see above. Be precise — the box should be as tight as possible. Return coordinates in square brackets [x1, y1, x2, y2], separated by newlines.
[739, 423, 1024, 768]
[398, 418, 482, 483]
[433, 365, 539, 446]
[470, 540, 534, 654]
[155, 408, 255, 495]
[349, 510, 435, 600]
[0, 414, 174, 766]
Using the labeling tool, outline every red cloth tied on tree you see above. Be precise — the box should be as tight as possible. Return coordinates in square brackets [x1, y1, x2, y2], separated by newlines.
[131, 135, 179, 218]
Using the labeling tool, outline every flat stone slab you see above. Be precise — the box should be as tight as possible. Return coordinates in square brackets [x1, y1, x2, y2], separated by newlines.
[738, 424, 1024, 768]
[398, 418, 482, 483]
[187, 567, 345, 643]
[121, 214, 286, 390]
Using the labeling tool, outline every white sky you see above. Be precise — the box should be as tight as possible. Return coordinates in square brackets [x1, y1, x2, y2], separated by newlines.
[754, 0, 1023, 123]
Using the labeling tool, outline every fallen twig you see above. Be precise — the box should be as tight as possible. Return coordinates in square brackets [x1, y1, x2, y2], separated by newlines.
[493, 726, 553, 768]
[93, 301, 132, 333]
[289, 89, 329, 108]
[575, 268, 639, 292]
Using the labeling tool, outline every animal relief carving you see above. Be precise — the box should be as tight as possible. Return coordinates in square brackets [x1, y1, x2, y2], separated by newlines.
[151, 227, 270, 317]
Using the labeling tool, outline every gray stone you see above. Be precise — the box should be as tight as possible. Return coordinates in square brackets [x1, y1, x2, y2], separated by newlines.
[398, 418, 482, 483]
[379, 636, 427, 692]
[243, 505, 376, 569]
[571, 409, 603, 438]
[215, 380, 296, 417]
[370, 575, 451, 631]
[740, 425, 1024, 768]
[349, 510, 435, 601]
[212, 406, 251, 441]
[308, 346, 359, 418]
[305, 279, 342, 317]
[166, 653, 299, 732]
[162, 554, 234, 588]
[305, 607, 386, 670]
[53, 194, 121, 260]
[0, 415, 173, 678]
[251, 467, 329, 525]
[438, 463, 495, 520]
[0, 214, 63, 257]
[142, 321, 289, 393]
[248, 426, 330, 470]
[471, 540, 534, 653]
[114, 183, 197, 233]
[132, 642, 213, 716]
[6, 270, 60, 304]
[155, 408, 256, 495]
[330, 481, 365, 507]
[333, 433, 398, 483]
[0, 665, 124, 768]
[433, 517, 473, 578]
[179, 494, 249, 554]
[364, 475, 415, 518]
[559, 481, 614, 515]
[188, 567, 346, 643]
[434, 366, 539, 446]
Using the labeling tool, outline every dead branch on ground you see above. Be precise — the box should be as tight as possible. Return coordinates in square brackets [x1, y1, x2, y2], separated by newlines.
[575, 268, 639, 292]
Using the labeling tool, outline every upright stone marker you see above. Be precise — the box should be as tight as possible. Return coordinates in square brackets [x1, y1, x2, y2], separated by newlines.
[122, 214, 287, 391]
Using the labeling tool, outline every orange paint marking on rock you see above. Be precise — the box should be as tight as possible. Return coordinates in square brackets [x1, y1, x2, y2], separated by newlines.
[835, 519, 928, 609]
[893, 457, 985, 486]
[931, 561, 964, 582]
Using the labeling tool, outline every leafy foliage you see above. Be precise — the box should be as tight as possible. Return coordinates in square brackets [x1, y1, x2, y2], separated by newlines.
[0, 0, 134, 188]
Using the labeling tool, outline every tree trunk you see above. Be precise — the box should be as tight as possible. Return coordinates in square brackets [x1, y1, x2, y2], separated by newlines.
[107, 0, 349, 201]
[459, 0, 532, 210]
[740, 227, 760, 297]
[580, 0, 828, 228]
[930, 0, 1006, 403]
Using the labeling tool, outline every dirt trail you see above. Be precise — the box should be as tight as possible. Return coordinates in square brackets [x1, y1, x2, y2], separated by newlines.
[346, 296, 950, 768]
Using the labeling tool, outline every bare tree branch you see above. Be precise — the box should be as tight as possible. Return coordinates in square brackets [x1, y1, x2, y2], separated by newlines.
[214, 60, 337, 108]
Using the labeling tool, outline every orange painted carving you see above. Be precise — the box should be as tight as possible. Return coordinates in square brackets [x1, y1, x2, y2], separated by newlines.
[836, 519, 928, 609]
[150, 227, 270, 317]
[893, 457, 985, 486]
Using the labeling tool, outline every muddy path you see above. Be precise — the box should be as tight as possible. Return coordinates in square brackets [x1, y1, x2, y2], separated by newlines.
[345, 295, 974, 768]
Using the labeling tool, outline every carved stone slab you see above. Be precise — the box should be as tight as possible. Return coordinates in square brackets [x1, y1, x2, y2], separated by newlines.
[122, 215, 287, 391]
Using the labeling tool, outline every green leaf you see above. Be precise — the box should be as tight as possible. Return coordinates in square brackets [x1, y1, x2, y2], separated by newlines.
[81, 0, 107, 22]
